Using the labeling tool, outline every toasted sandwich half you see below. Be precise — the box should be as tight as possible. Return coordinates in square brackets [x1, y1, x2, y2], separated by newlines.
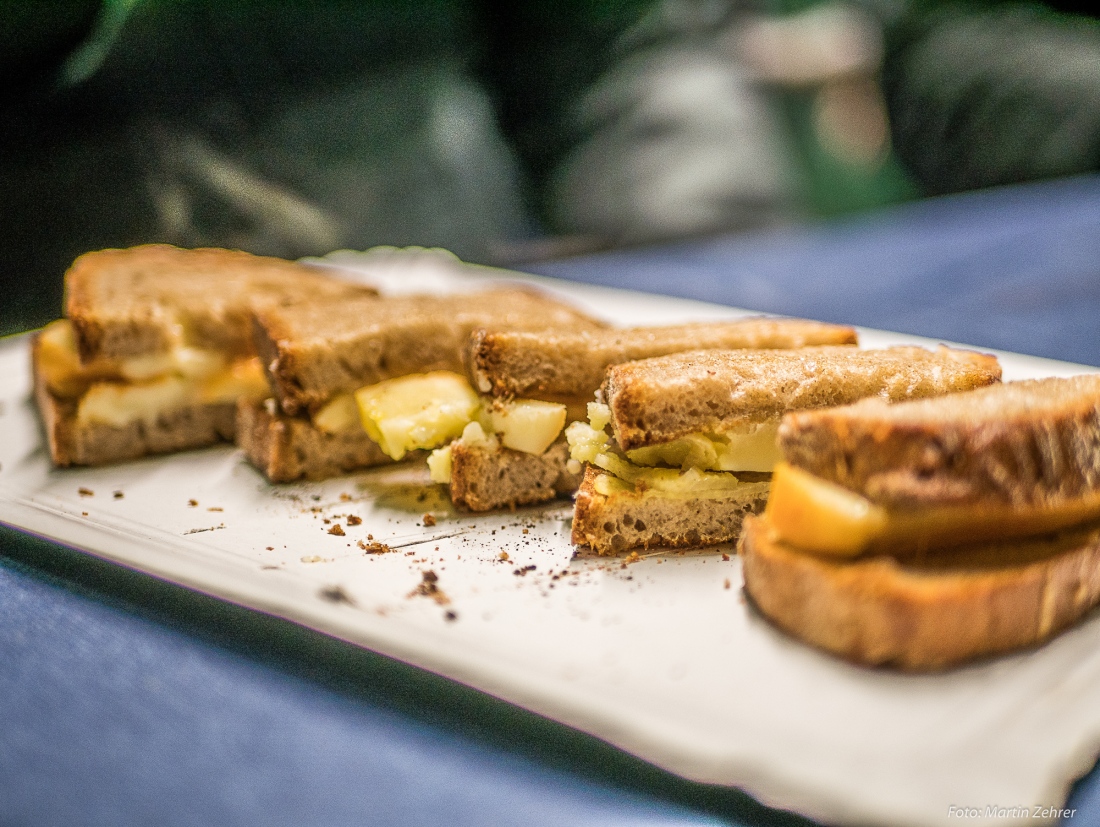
[429, 319, 859, 511]
[739, 374, 1100, 669]
[568, 345, 1003, 554]
[240, 288, 605, 481]
[33, 245, 377, 466]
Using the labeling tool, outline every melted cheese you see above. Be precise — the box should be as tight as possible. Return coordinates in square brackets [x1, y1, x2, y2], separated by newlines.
[765, 462, 1100, 557]
[354, 371, 480, 460]
[38, 319, 228, 397]
[75, 357, 268, 427]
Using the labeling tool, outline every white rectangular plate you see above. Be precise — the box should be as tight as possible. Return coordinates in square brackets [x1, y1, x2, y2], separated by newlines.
[3, 249, 1100, 827]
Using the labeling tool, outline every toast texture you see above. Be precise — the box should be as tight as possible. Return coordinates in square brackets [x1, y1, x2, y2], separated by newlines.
[236, 398, 398, 483]
[779, 375, 1100, 508]
[65, 244, 375, 362]
[605, 345, 1002, 451]
[739, 514, 1100, 669]
[255, 288, 605, 415]
[34, 339, 236, 466]
[571, 466, 771, 554]
[448, 438, 579, 511]
[467, 318, 858, 399]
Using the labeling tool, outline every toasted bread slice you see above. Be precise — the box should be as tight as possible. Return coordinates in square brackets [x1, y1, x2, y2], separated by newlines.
[466, 318, 857, 399]
[65, 244, 375, 362]
[605, 345, 1002, 451]
[778, 375, 1100, 509]
[34, 338, 237, 466]
[255, 288, 605, 416]
[572, 466, 771, 554]
[236, 398, 398, 483]
[739, 514, 1100, 670]
[448, 438, 579, 512]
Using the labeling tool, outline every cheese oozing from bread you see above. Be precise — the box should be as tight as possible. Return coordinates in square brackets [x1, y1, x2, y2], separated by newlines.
[313, 371, 569, 464]
[565, 402, 771, 495]
[765, 461, 1100, 557]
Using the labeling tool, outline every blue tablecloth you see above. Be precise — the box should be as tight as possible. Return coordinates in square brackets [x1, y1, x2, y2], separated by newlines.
[3, 175, 1100, 826]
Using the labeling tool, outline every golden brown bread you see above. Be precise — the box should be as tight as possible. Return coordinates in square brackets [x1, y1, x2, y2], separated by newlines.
[779, 375, 1100, 508]
[604, 345, 1002, 451]
[33, 337, 236, 466]
[572, 466, 771, 554]
[254, 288, 605, 416]
[65, 244, 376, 362]
[235, 398, 398, 483]
[739, 514, 1100, 670]
[448, 439, 579, 511]
[466, 318, 858, 399]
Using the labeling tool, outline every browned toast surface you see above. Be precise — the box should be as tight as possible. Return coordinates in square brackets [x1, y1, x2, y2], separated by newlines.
[467, 318, 857, 399]
[605, 346, 1002, 451]
[571, 466, 770, 554]
[256, 288, 604, 415]
[779, 374, 1100, 508]
[65, 245, 375, 362]
[739, 514, 1100, 669]
[448, 439, 578, 511]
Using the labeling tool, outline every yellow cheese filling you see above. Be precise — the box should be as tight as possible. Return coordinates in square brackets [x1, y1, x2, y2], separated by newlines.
[39, 320, 269, 427]
[765, 461, 1100, 557]
[565, 402, 770, 496]
[74, 357, 268, 427]
[314, 371, 569, 465]
[38, 319, 228, 398]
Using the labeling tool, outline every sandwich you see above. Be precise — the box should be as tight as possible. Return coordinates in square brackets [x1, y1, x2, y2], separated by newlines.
[568, 345, 1003, 554]
[430, 318, 860, 511]
[239, 287, 606, 482]
[33, 244, 376, 466]
[739, 374, 1100, 670]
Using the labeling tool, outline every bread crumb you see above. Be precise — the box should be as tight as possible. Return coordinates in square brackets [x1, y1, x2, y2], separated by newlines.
[721, 553, 730, 562]
[319, 585, 356, 605]
[358, 540, 392, 554]
[207, 507, 223, 512]
[499, 551, 510, 562]
[346, 514, 362, 526]
[444, 610, 458, 622]
[265, 546, 274, 551]
[328, 525, 345, 536]
[78, 487, 94, 497]
[423, 514, 437, 527]
[188, 499, 198, 507]
[724, 579, 731, 590]
[301, 555, 325, 563]
[408, 570, 450, 605]
[339, 493, 352, 501]
[112, 491, 124, 500]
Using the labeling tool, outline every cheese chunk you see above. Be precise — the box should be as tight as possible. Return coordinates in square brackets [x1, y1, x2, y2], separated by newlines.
[489, 399, 566, 456]
[77, 377, 193, 427]
[313, 393, 360, 434]
[766, 462, 1100, 557]
[355, 371, 480, 460]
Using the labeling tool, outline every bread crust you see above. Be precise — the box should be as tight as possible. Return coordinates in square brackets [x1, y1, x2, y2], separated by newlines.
[33, 338, 236, 466]
[605, 346, 1002, 451]
[448, 439, 579, 511]
[235, 398, 397, 483]
[779, 375, 1100, 508]
[571, 466, 770, 554]
[739, 514, 1100, 670]
[254, 288, 604, 416]
[466, 318, 857, 399]
[65, 244, 375, 362]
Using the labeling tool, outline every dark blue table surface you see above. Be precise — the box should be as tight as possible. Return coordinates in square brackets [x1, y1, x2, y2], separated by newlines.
[4, 175, 1100, 827]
